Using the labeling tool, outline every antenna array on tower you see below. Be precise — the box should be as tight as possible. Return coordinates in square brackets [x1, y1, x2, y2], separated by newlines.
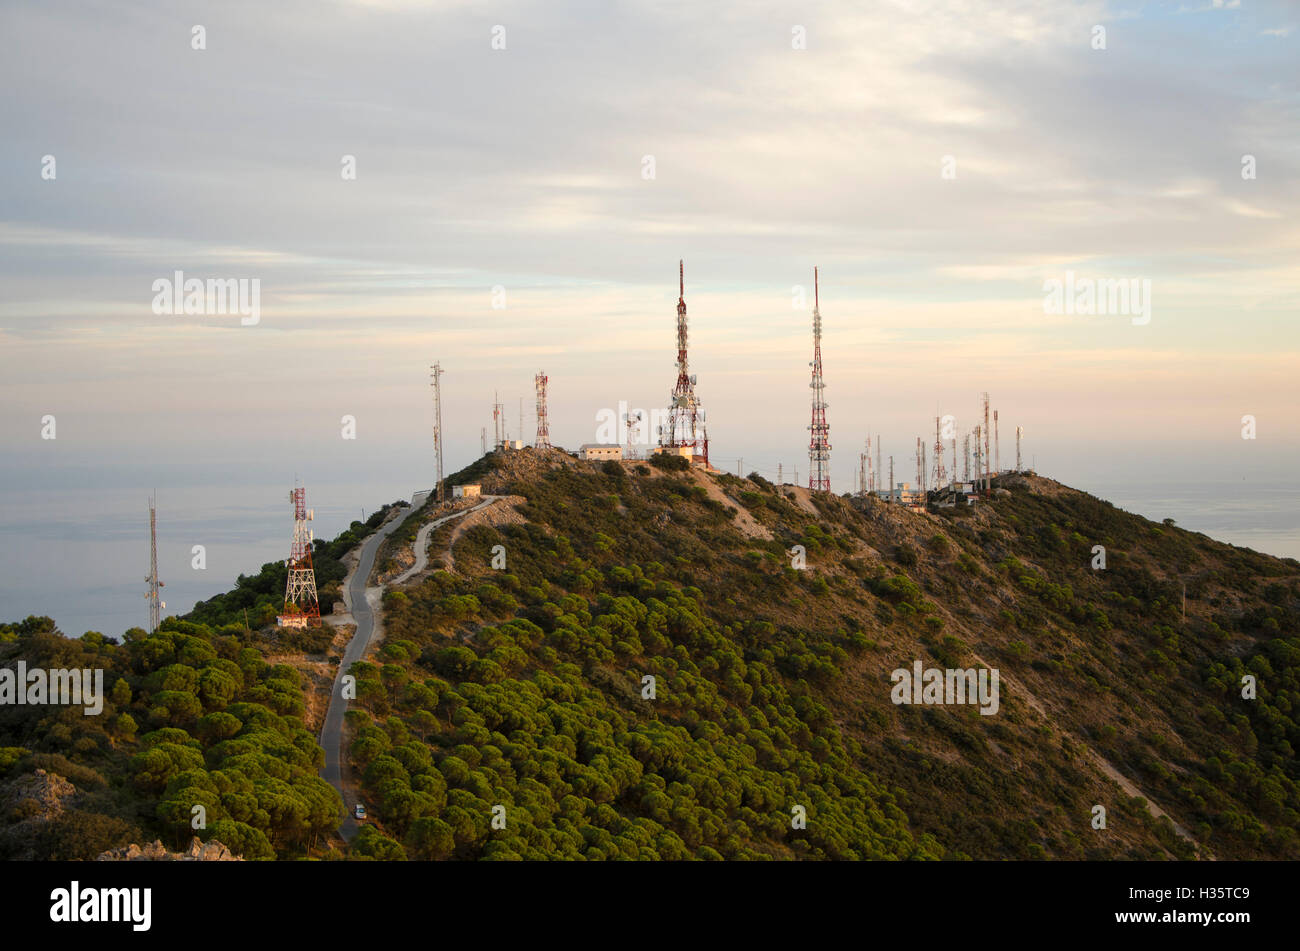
[144, 493, 164, 633]
[662, 260, 709, 466]
[534, 371, 551, 449]
[431, 362, 445, 503]
[277, 486, 319, 629]
[807, 267, 831, 492]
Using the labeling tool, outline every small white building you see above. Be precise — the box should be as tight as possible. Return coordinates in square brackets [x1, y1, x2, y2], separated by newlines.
[883, 482, 924, 506]
[580, 444, 623, 461]
[453, 484, 482, 498]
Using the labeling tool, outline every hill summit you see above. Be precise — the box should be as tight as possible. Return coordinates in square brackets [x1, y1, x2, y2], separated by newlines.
[2, 449, 1296, 861]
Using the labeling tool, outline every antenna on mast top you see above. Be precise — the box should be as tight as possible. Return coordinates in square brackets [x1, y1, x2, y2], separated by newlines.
[814, 266, 819, 308]
[679, 259, 684, 303]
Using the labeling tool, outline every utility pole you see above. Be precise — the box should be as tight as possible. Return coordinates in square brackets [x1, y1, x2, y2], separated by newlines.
[889, 456, 894, 503]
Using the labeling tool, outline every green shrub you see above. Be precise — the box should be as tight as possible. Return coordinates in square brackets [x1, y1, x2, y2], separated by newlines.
[649, 453, 690, 472]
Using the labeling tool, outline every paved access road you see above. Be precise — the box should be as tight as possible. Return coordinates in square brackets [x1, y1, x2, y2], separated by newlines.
[318, 493, 498, 840]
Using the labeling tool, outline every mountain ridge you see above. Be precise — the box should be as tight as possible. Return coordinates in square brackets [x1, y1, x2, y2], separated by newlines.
[1, 450, 1296, 860]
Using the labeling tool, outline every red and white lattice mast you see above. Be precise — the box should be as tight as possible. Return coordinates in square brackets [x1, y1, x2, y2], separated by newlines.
[277, 485, 319, 629]
[663, 260, 709, 466]
[534, 370, 551, 449]
[807, 267, 831, 492]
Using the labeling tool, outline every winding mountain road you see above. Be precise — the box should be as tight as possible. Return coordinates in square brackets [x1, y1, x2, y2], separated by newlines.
[318, 492, 501, 840]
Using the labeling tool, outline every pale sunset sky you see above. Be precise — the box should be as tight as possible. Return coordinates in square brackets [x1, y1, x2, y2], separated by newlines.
[2, 0, 1297, 493]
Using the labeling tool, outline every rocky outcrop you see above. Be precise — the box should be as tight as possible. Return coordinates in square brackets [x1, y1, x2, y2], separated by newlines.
[0, 769, 79, 858]
[96, 836, 242, 861]
[1, 768, 76, 821]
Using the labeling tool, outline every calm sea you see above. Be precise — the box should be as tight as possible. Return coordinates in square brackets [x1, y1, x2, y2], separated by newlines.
[0, 476, 424, 638]
[1078, 480, 1300, 562]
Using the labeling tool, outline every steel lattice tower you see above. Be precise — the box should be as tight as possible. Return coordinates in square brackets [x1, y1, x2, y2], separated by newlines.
[663, 260, 708, 466]
[278, 486, 319, 628]
[534, 370, 551, 449]
[994, 409, 1000, 477]
[145, 492, 164, 633]
[875, 437, 881, 497]
[982, 392, 991, 493]
[492, 391, 504, 451]
[431, 362, 445, 502]
[624, 409, 643, 460]
[933, 416, 946, 488]
[807, 267, 831, 492]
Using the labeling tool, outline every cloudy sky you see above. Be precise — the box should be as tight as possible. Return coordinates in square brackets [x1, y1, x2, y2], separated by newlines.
[2, 0, 1298, 497]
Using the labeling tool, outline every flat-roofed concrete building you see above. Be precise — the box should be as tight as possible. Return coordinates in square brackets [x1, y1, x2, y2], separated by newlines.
[579, 444, 623, 461]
